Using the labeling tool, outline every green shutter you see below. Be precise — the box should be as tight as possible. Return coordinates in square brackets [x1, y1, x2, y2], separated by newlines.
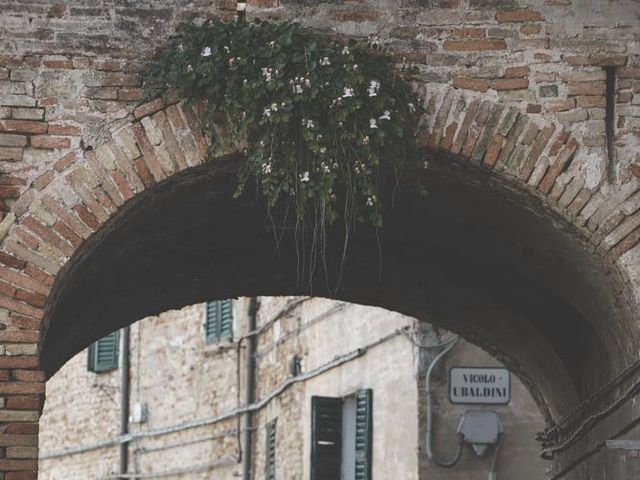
[311, 396, 343, 480]
[88, 331, 120, 373]
[205, 300, 234, 343]
[265, 419, 277, 480]
[354, 389, 373, 480]
[219, 299, 233, 340]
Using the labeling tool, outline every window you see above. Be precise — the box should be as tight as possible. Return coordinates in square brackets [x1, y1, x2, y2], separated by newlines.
[204, 300, 234, 344]
[265, 419, 277, 480]
[311, 389, 372, 480]
[87, 330, 120, 373]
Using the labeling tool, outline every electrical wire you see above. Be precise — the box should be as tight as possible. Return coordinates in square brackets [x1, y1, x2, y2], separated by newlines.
[540, 357, 640, 443]
[540, 374, 640, 459]
[425, 336, 463, 467]
[40, 326, 405, 460]
[100, 456, 238, 479]
[400, 327, 457, 349]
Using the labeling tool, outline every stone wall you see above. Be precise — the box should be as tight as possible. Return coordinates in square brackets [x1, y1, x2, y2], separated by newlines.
[39, 297, 548, 479]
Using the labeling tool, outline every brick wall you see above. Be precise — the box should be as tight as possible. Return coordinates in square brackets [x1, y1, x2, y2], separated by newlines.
[0, 1, 639, 478]
[1, 0, 639, 279]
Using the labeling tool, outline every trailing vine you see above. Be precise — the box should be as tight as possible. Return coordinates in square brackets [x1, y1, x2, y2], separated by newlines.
[144, 18, 425, 284]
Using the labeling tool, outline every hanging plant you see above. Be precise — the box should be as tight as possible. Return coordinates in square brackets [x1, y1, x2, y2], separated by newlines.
[144, 18, 425, 224]
[144, 18, 425, 282]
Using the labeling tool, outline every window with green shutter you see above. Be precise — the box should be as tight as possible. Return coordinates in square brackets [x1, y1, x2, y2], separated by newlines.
[310, 391, 373, 480]
[87, 330, 120, 373]
[311, 396, 343, 480]
[204, 299, 234, 344]
[265, 419, 277, 480]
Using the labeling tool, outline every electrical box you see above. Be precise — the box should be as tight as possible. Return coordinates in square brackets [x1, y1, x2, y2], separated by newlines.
[457, 410, 503, 456]
[130, 402, 149, 424]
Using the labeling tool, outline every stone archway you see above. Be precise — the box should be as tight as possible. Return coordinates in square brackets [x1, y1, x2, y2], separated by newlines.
[0, 0, 640, 477]
[0, 87, 638, 476]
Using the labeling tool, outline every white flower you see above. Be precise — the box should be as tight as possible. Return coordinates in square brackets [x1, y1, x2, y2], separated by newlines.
[223, 45, 230, 53]
[320, 147, 327, 154]
[370, 118, 378, 129]
[362, 135, 369, 145]
[243, 78, 248, 85]
[268, 40, 275, 47]
[304, 78, 311, 87]
[263, 107, 272, 117]
[262, 163, 272, 174]
[366, 195, 377, 206]
[379, 110, 391, 121]
[341, 46, 350, 55]
[306, 119, 315, 129]
[369, 35, 380, 47]
[320, 57, 331, 66]
[408, 102, 416, 112]
[353, 64, 358, 71]
[271, 103, 278, 111]
[300, 171, 310, 182]
[201, 46, 212, 57]
[262, 67, 273, 82]
[187, 64, 193, 72]
[259, 140, 265, 147]
[295, 85, 303, 94]
[228, 57, 235, 66]
[423, 160, 429, 170]
[367, 79, 380, 97]
[321, 162, 330, 173]
[342, 87, 354, 98]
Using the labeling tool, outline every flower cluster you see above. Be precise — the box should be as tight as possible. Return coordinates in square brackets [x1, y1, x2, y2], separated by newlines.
[290, 76, 311, 94]
[144, 19, 424, 234]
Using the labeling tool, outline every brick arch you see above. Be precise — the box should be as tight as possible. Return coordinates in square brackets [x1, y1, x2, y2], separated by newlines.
[419, 85, 580, 207]
[0, 90, 637, 476]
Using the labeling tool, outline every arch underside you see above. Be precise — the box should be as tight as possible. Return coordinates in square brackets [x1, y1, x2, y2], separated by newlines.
[41, 151, 638, 423]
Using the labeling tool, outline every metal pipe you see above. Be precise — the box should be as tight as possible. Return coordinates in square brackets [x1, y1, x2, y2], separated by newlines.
[488, 442, 501, 480]
[241, 298, 258, 480]
[120, 327, 131, 478]
[425, 337, 463, 467]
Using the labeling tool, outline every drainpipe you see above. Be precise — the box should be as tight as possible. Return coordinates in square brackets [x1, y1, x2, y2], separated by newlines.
[242, 298, 258, 480]
[120, 326, 131, 479]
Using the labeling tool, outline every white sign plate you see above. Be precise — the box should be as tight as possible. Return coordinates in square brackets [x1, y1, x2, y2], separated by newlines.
[449, 367, 510, 405]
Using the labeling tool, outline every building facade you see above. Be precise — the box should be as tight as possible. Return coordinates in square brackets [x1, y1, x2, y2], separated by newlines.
[39, 297, 547, 479]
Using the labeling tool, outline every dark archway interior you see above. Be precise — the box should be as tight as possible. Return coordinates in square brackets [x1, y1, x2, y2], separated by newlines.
[40, 153, 639, 423]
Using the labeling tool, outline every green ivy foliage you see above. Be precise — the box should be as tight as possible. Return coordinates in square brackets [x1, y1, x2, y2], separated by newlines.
[144, 19, 424, 229]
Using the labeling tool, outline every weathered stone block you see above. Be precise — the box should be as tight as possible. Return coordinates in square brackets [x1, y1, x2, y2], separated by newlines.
[539, 85, 559, 98]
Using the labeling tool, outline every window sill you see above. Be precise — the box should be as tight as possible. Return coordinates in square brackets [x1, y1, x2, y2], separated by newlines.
[201, 341, 237, 356]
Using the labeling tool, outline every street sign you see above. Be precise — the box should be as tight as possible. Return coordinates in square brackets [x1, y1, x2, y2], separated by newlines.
[449, 367, 510, 405]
